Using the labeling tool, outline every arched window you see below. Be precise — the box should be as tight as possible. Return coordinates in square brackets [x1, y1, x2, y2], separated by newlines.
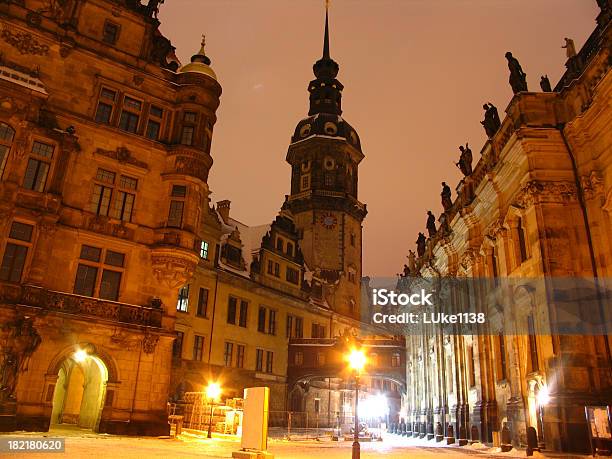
[0, 123, 15, 178]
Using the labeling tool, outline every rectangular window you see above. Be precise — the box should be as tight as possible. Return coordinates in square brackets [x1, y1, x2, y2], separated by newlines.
[314, 399, 320, 414]
[286, 267, 299, 284]
[184, 112, 197, 123]
[286, 315, 293, 338]
[258, 306, 266, 333]
[286, 242, 294, 257]
[146, 105, 163, 141]
[236, 344, 245, 369]
[227, 296, 237, 324]
[110, 190, 135, 221]
[527, 315, 539, 372]
[23, 141, 54, 192]
[181, 126, 194, 146]
[274, 262, 280, 277]
[265, 351, 273, 374]
[200, 241, 209, 259]
[173, 331, 184, 359]
[176, 285, 189, 312]
[256, 349, 264, 372]
[171, 185, 187, 197]
[196, 287, 209, 318]
[295, 316, 303, 338]
[0, 227, 31, 283]
[518, 218, 529, 263]
[300, 174, 310, 191]
[497, 333, 507, 381]
[118, 96, 142, 134]
[391, 352, 401, 368]
[239, 300, 248, 327]
[103, 20, 120, 44]
[316, 352, 326, 366]
[167, 201, 184, 227]
[74, 264, 98, 297]
[99, 269, 121, 301]
[224, 342, 234, 367]
[324, 173, 334, 187]
[119, 111, 139, 133]
[294, 351, 303, 366]
[95, 88, 116, 124]
[268, 309, 276, 336]
[468, 346, 476, 387]
[73, 245, 125, 301]
[312, 323, 326, 339]
[193, 335, 204, 361]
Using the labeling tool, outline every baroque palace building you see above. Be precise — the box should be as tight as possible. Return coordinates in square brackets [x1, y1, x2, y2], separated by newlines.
[0, 0, 404, 436]
[399, 2, 612, 453]
[0, 0, 221, 435]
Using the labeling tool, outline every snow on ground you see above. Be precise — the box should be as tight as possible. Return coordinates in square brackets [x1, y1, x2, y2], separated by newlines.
[0, 428, 589, 458]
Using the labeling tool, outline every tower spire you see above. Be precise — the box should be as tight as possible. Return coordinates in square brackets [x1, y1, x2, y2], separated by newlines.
[323, 1, 330, 60]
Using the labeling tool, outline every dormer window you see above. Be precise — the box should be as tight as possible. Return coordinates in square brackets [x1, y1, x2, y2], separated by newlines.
[276, 237, 283, 252]
[103, 20, 120, 45]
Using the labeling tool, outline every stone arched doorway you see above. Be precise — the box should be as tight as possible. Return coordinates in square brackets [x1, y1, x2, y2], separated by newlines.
[50, 350, 108, 431]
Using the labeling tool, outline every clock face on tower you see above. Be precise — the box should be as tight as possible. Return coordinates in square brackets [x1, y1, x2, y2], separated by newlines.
[320, 212, 338, 229]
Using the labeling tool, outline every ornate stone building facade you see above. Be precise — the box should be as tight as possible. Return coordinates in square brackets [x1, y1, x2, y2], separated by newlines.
[0, 0, 220, 435]
[0, 1, 404, 435]
[169, 10, 404, 426]
[400, 4, 612, 453]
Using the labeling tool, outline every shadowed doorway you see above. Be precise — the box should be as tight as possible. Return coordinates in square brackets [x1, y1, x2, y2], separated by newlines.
[50, 352, 108, 431]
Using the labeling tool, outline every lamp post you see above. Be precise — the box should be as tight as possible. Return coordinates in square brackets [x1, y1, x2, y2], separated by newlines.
[348, 349, 366, 459]
[206, 382, 221, 439]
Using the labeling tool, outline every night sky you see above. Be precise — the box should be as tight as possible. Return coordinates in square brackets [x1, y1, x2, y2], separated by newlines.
[159, 0, 599, 276]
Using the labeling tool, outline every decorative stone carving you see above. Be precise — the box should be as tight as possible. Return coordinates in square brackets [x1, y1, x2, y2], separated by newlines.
[0, 27, 50, 56]
[515, 181, 577, 207]
[95, 147, 149, 170]
[84, 215, 134, 241]
[0, 315, 41, 401]
[151, 252, 198, 289]
[580, 171, 604, 200]
[142, 334, 159, 354]
[174, 155, 210, 183]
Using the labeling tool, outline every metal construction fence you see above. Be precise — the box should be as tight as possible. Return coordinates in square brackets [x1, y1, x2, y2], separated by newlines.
[267, 411, 358, 440]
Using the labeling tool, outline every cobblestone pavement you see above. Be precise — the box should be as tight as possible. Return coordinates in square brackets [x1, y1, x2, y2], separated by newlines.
[0, 428, 590, 458]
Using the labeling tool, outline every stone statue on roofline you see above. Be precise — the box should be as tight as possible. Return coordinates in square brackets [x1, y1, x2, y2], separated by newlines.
[456, 143, 473, 177]
[441, 182, 452, 211]
[481, 103, 501, 138]
[540, 75, 552, 92]
[426, 211, 437, 237]
[416, 233, 427, 257]
[505, 52, 528, 94]
[438, 212, 451, 235]
[562, 38, 577, 59]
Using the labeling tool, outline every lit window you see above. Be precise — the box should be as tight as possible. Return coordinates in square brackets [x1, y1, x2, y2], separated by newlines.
[200, 240, 209, 259]
[176, 285, 189, 312]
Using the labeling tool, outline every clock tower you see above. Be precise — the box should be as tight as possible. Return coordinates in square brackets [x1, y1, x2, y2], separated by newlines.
[285, 7, 367, 321]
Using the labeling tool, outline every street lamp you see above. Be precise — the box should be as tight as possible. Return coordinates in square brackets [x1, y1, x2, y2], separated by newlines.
[347, 349, 366, 459]
[73, 349, 88, 362]
[206, 382, 221, 439]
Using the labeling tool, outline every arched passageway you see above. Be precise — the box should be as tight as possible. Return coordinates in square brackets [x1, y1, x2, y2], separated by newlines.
[50, 352, 108, 431]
